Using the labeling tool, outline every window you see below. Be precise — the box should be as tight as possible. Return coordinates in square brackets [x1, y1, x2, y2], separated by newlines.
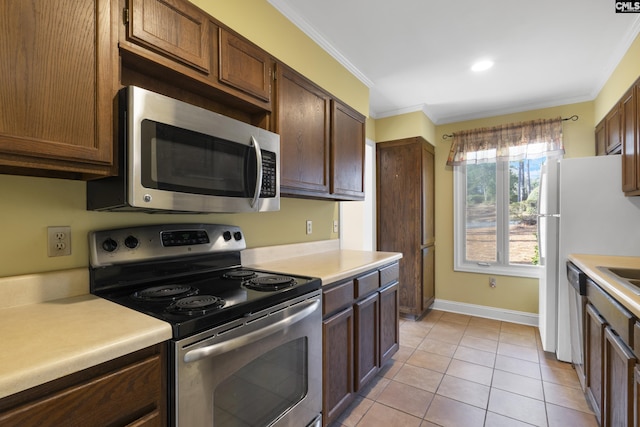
[454, 157, 544, 277]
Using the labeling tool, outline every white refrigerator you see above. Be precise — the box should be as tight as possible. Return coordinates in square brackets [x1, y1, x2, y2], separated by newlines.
[538, 155, 640, 361]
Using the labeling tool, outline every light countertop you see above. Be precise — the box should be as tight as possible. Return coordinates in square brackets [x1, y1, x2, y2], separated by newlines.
[244, 248, 402, 284]
[0, 269, 172, 400]
[568, 254, 640, 318]
[0, 242, 400, 400]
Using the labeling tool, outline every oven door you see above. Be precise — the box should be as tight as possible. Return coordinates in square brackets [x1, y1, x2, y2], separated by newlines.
[171, 291, 322, 427]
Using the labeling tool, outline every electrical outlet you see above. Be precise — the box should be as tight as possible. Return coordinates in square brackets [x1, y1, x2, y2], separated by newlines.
[48, 226, 71, 257]
[333, 220, 339, 233]
[489, 277, 496, 288]
[306, 220, 313, 235]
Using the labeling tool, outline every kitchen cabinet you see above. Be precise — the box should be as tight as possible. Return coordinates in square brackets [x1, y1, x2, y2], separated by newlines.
[622, 83, 640, 195]
[581, 273, 637, 426]
[585, 302, 605, 423]
[0, 344, 166, 426]
[321, 262, 399, 427]
[119, 0, 273, 113]
[605, 104, 623, 155]
[596, 120, 606, 156]
[0, 0, 117, 179]
[275, 63, 366, 201]
[377, 137, 435, 319]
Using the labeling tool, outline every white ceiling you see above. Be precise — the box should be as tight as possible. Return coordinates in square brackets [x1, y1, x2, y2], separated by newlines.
[268, 0, 640, 124]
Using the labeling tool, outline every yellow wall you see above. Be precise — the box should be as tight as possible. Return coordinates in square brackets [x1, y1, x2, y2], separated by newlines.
[0, 0, 367, 278]
[595, 32, 640, 122]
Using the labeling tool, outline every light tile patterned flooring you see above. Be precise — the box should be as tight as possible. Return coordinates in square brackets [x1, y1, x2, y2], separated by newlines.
[328, 310, 598, 427]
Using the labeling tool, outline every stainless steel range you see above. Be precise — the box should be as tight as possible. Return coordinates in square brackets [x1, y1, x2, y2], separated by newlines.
[89, 224, 322, 427]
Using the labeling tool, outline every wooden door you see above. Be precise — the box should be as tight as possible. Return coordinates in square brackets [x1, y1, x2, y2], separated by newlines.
[276, 64, 331, 197]
[331, 99, 365, 200]
[0, 0, 115, 178]
[322, 307, 354, 427]
[606, 103, 622, 154]
[585, 303, 606, 423]
[604, 327, 636, 426]
[354, 293, 379, 391]
[379, 282, 400, 365]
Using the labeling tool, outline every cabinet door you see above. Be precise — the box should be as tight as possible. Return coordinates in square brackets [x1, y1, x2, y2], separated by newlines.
[276, 64, 331, 197]
[622, 86, 637, 194]
[422, 245, 435, 310]
[330, 100, 365, 200]
[376, 140, 422, 317]
[606, 103, 622, 154]
[585, 302, 606, 423]
[634, 365, 640, 427]
[127, 0, 210, 72]
[596, 119, 606, 156]
[379, 282, 400, 365]
[604, 327, 636, 427]
[355, 293, 379, 391]
[0, 345, 165, 426]
[219, 28, 272, 102]
[322, 306, 354, 427]
[422, 143, 436, 246]
[0, 0, 115, 178]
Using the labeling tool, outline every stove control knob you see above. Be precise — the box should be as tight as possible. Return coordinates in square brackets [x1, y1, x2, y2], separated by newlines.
[102, 238, 118, 252]
[223, 231, 232, 241]
[233, 231, 242, 241]
[124, 235, 139, 249]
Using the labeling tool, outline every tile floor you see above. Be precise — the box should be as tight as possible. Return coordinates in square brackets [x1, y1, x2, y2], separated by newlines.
[328, 309, 598, 427]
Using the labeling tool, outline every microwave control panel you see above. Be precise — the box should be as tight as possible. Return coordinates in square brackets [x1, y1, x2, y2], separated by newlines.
[260, 151, 277, 198]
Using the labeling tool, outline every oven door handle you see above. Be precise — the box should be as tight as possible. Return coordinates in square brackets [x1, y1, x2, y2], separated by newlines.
[183, 297, 320, 363]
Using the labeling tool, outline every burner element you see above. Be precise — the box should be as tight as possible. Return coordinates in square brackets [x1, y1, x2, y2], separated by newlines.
[245, 275, 296, 291]
[223, 270, 258, 280]
[132, 285, 198, 301]
[168, 295, 225, 315]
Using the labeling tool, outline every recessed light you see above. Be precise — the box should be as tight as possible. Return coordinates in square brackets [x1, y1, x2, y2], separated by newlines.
[471, 60, 494, 72]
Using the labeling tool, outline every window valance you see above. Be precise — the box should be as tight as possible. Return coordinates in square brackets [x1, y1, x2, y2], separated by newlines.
[446, 117, 564, 165]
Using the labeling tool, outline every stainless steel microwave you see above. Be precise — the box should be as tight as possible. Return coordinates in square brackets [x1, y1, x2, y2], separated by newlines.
[87, 86, 280, 213]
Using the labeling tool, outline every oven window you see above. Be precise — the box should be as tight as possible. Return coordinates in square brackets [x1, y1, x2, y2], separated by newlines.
[214, 337, 308, 426]
[140, 120, 257, 197]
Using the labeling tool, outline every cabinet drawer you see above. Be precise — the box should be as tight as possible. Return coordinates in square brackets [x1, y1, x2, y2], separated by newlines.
[355, 271, 379, 299]
[379, 263, 399, 288]
[587, 279, 634, 346]
[323, 280, 354, 316]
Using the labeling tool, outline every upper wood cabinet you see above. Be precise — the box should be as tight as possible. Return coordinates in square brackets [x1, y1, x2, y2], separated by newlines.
[331, 100, 366, 200]
[605, 104, 623, 155]
[595, 119, 606, 156]
[275, 63, 365, 201]
[621, 82, 640, 196]
[120, 0, 273, 112]
[0, 0, 117, 179]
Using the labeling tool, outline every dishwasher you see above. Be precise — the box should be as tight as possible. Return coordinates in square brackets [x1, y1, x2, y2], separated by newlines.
[566, 261, 587, 390]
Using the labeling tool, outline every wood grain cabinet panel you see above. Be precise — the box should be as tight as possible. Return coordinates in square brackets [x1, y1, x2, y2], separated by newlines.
[604, 327, 635, 427]
[379, 282, 400, 365]
[330, 100, 366, 200]
[377, 137, 435, 318]
[219, 28, 272, 102]
[354, 293, 379, 391]
[128, 0, 210, 72]
[0, 0, 116, 178]
[275, 64, 331, 196]
[0, 344, 166, 427]
[322, 306, 354, 427]
[585, 302, 605, 423]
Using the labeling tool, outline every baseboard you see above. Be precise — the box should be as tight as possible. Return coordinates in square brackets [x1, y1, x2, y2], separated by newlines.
[431, 299, 538, 327]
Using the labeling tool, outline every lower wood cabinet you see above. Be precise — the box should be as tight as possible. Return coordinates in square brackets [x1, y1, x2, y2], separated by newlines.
[603, 327, 636, 426]
[0, 344, 166, 427]
[585, 302, 605, 423]
[322, 262, 399, 427]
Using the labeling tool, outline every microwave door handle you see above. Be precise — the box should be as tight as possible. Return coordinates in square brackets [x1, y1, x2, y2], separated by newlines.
[250, 136, 263, 209]
[183, 297, 320, 363]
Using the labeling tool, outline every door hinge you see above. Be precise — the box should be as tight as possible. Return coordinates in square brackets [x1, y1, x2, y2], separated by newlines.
[123, 8, 130, 25]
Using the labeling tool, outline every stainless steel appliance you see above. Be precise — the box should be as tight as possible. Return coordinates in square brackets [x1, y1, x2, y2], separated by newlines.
[566, 261, 586, 389]
[87, 86, 280, 213]
[89, 224, 322, 427]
